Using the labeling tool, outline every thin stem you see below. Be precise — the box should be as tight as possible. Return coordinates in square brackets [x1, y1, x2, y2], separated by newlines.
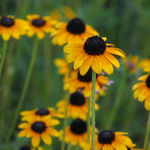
[67, 143, 72, 150]
[61, 97, 69, 150]
[0, 41, 8, 79]
[144, 112, 150, 150]
[92, 71, 96, 150]
[74, 145, 80, 150]
[106, 68, 127, 129]
[87, 96, 91, 143]
[5, 38, 39, 150]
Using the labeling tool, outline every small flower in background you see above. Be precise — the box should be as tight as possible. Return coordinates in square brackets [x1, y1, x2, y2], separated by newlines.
[62, 6, 76, 19]
[51, 17, 98, 46]
[139, 58, 150, 72]
[94, 130, 136, 150]
[51, 6, 75, 21]
[0, 16, 28, 40]
[123, 55, 139, 73]
[64, 36, 126, 75]
[54, 58, 70, 81]
[132, 74, 150, 110]
[57, 91, 99, 120]
[27, 15, 56, 39]
[64, 68, 111, 97]
[51, 9, 62, 21]
[60, 118, 91, 148]
[18, 117, 60, 147]
[20, 107, 64, 121]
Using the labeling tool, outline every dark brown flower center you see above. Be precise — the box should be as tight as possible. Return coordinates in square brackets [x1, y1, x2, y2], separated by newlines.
[127, 147, 131, 150]
[98, 130, 115, 144]
[70, 92, 85, 106]
[36, 108, 50, 116]
[77, 68, 98, 83]
[146, 75, 150, 88]
[67, 18, 85, 34]
[84, 36, 106, 55]
[0, 17, 15, 27]
[31, 121, 46, 133]
[20, 145, 30, 150]
[32, 18, 46, 27]
[70, 119, 87, 135]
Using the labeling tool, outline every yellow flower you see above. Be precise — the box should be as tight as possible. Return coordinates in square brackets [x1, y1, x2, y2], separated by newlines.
[20, 108, 64, 122]
[27, 14, 56, 39]
[123, 55, 139, 73]
[139, 59, 150, 72]
[51, 9, 62, 21]
[0, 16, 28, 40]
[51, 17, 98, 46]
[64, 68, 111, 97]
[60, 118, 91, 148]
[62, 6, 76, 19]
[64, 36, 126, 75]
[94, 130, 135, 150]
[132, 74, 150, 110]
[57, 91, 99, 120]
[18, 117, 59, 147]
[54, 58, 70, 81]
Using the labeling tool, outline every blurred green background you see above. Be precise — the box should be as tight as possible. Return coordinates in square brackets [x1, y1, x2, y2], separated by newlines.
[0, 0, 150, 149]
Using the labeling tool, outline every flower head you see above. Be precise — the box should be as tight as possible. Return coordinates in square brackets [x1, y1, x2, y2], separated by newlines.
[139, 59, 150, 72]
[27, 15, 56, 39]
[132, 74, 150, 110]
[60, 118, 91, 148]
[18, 117, 59, 147]
[57, 91, 99, 120]
[94, 130, 135, 150]
[123, 56, 139, 73]
[64, 36, 126, 75]
[64, 68, 112, 97]
[0, 16, 28, 40]
[19, 145, 43, 150]
[51, 17, 98, 46]
[20, 107, 64, 122]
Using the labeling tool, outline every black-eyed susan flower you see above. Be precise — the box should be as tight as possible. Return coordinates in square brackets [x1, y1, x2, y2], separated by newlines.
[54, 58, 70, 81]
[94, 130, 135, 150]
[132, 74, 150, 110]
[64, 68, 112, 97]
[126, 147, 142, 150]
[20, 108, 64, 121]
[51, 17, 98, 46]
[57, 91, 99, 120]
[18, 117, 59, 147]
[139, 59, 150, 72]
[64, 36, 126, 75]
[19, 145, 33, 150]
[27, 15, 56, 39]
[0, 16, 28, 40]
[123, 55, 139, 73]
[19, 145, 44, 150]
[60, 118, 91, 148]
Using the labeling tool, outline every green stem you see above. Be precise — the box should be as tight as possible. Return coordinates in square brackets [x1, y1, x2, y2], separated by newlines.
[5, 38, 39, 150]
[87, 96, 91, 143]
[61, 97, 69, 150]
[67, 143, 72, 150]
[0, 41, 8, 79]
[144, 112, 150, 150]
[92, 71, 96, 150]
[106, 68, 127, 129]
